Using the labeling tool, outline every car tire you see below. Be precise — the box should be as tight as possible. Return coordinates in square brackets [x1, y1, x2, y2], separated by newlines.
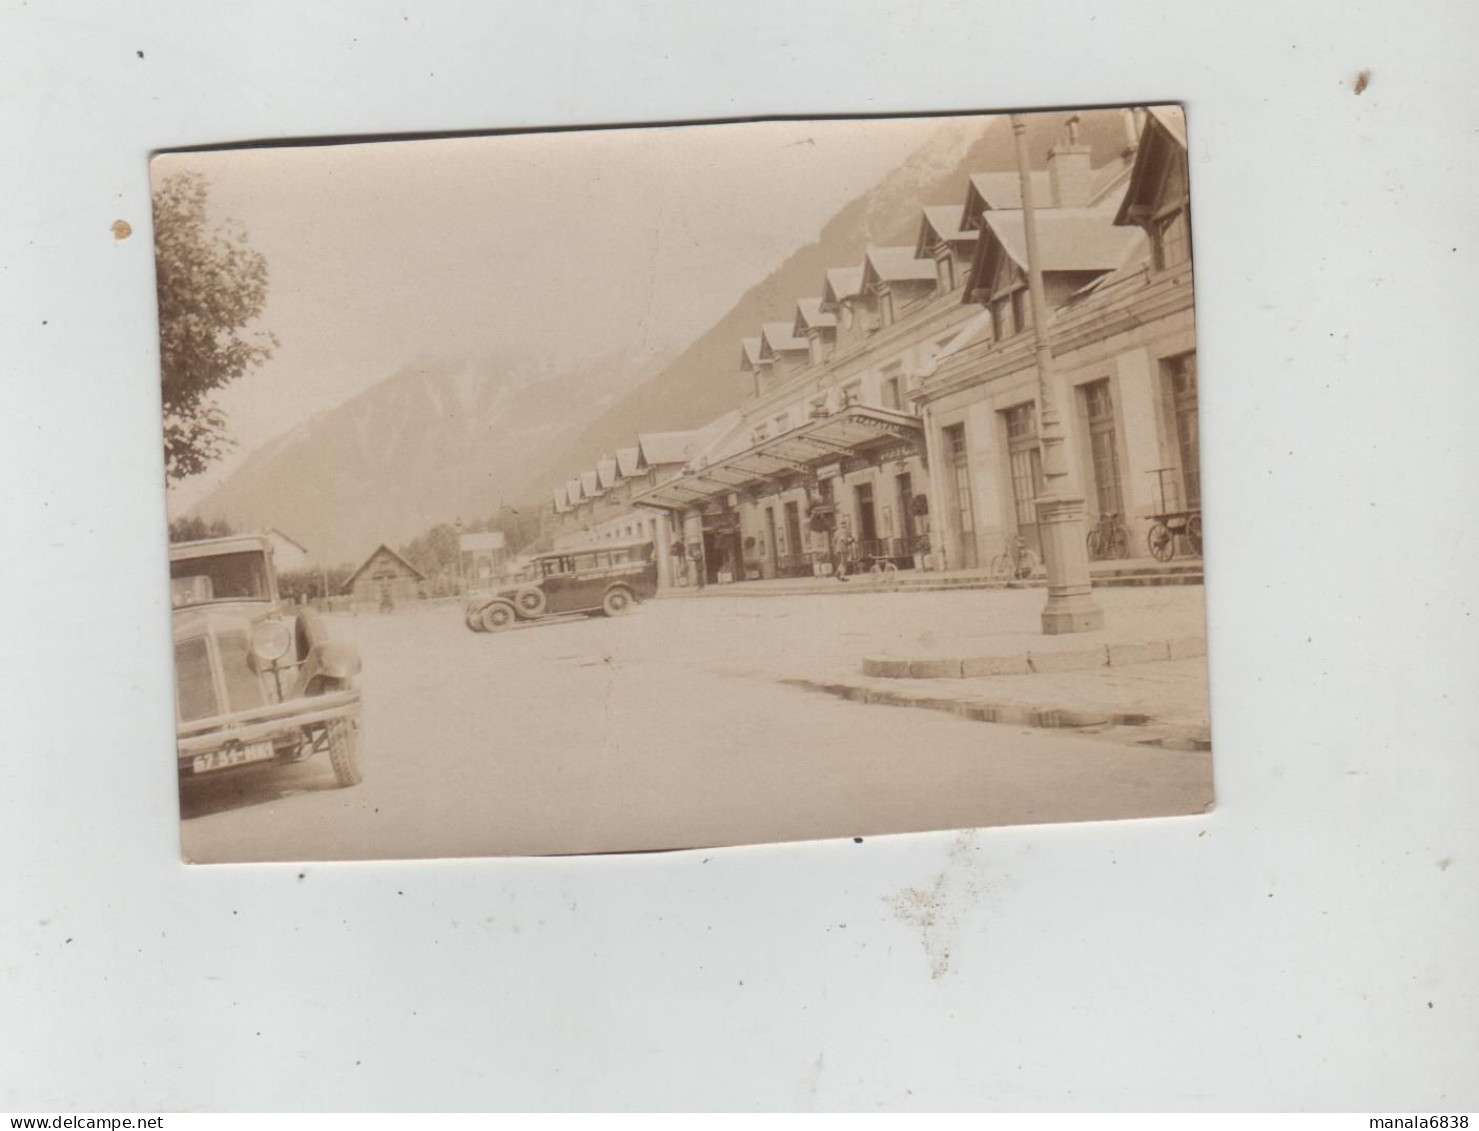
[324, 715, 362, 788]
[464, 605, 487, 633]
[602, 586, 635, 617]
[514, 587, 547, 617]
[480, 600, 516, 631]
[295, 606, 327, 660]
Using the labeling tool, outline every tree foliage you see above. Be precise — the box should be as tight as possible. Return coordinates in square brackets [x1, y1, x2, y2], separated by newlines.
[168, 515, 236, 543]
[278, 565, 355, 602]
[153, 170, 278, 481]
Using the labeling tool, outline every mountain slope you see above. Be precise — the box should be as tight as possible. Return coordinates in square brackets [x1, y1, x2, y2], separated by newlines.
[189, 348, 668, 564]
[189, 111, 1132, 564]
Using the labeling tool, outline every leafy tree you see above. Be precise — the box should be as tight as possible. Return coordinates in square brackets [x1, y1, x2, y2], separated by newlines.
[278, 565, 354, 602]
[153, 170, 278, 481]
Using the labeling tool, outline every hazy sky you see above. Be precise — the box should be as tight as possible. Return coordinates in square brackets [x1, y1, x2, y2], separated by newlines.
[158, 115, 997, 508]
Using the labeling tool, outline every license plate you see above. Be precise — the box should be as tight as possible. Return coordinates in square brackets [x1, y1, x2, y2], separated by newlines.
[192, 741, 274, 775]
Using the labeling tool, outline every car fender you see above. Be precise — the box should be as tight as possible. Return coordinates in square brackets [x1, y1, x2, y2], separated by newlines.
[294, 639, 362, 696]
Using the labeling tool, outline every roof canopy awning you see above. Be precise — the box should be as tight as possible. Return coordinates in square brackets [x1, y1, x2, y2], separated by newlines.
[631, 405, 924, 511]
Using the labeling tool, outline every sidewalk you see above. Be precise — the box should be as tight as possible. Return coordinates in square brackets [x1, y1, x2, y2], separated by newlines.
[658, 555, 1203, 600]
[668, 583, 1212, 748]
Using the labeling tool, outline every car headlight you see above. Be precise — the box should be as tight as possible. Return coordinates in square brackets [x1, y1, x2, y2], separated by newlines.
[251, 620, 293, 664]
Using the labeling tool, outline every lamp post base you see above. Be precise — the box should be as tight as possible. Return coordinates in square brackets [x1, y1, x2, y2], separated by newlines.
[1036, 492, 1105, 635]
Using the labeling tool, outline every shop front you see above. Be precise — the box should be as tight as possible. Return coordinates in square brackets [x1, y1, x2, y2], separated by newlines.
[630, 404, 928, 584]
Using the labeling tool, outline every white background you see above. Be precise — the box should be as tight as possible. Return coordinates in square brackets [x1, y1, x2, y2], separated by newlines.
[3, 0, 1476, 1112]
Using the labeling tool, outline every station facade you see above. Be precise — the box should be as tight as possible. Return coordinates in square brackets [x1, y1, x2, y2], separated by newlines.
[544, 107, 1197, 589]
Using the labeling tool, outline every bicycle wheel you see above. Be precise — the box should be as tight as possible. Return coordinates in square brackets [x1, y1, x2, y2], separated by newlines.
[1186, 514, 1203, 557]
[1147, 522, 1175, 563]
[1018, 548, 1041, 579]
[1110, 521, 1130, 560]
[1086, 529, 1103, 561]
[989, 554, 1012, 582]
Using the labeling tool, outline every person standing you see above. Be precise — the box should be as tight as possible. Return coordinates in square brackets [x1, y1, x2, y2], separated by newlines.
[833, 518, 854, 582]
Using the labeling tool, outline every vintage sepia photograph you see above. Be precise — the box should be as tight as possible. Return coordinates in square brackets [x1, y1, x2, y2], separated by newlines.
[156, 106, 1209, 863]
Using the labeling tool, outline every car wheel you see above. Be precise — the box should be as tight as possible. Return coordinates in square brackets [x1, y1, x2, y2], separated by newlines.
[464, 605, 487, 633]
[514, 587, 547, 617]
[602, 587, 634, 617]
[295, 606, 327, 660]
[480, 600, 516, 631]
[324, 715, 362, 788]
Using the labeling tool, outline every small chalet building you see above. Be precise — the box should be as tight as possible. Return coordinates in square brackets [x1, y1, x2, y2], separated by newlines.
[346, 544, 426, 611]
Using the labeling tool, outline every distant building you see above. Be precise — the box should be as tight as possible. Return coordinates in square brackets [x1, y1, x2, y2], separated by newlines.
[345, 544, 426, 611]
[261, 528, 309, 572]
[459, 530, 507, 590]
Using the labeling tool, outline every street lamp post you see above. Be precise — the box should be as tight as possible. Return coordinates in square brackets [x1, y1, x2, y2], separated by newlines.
[1011, 114, 1105, 635]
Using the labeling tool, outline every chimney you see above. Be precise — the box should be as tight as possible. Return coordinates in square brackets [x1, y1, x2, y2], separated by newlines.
[1047, 114, 1094, 207]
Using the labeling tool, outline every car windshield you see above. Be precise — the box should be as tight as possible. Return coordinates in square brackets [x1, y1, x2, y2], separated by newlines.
[170, 551, 272, 608]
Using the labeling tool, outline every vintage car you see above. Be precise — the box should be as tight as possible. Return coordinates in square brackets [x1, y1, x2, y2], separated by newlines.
[170, 534, 363, 788]
[465, 540, 658, 632]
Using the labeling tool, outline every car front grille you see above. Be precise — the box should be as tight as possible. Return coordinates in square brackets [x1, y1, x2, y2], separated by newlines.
[174, 636, 218, 722]
[216, 629, 267, 714]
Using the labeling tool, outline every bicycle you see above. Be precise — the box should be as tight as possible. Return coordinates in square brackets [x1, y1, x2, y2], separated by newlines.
[990, 534, 1041, 582]
[1086, 512, 1131, 561]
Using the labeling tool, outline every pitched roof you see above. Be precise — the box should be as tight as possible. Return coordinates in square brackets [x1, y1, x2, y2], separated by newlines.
[638, 429, 709, 467]
[820, 266, 864, 310]
[553, 485, 570, 512]
[981, 209, 1147, 275]
[1146, 105, 1187, 149]
[566, 476, 584, 504]
[915, 204, 978, 257]
[793, 296, 836, 333]
[1113, 105, 1190, 227]
[580, 469, 602, 498]
[962, 171, 1051, 226]
[346, 543, 426, 587]
[595, 455, 619, 490]
[739, 336, 764, 371]
[759, 321, 808, 357]
[615, 446, 641, 478]
[861, 245, 937, 288]
[962, 162, 1131, 232]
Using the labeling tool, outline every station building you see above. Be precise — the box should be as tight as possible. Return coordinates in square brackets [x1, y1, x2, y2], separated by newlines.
[541, 107, 1198, 589]
[917, 107, 1196, 570]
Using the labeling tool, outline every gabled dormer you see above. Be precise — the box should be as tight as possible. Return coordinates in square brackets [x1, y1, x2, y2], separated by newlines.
[739, 335, 771, 397]
[793, 297, 837, 366]
[963, 209, 1147, 338]
[860, 245, 937, 330]
[915, 205, 978, 294]
[580, 469, 602, 500]
[759, 322, 809, 387]
[819, 265, 865, 349]
[553, 485, 570, 513]
[596, 455, 620, 492]
[1113, 106, 1190, 274]
[615, 446, 642, 480]
[959, 170, 1050, 232]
